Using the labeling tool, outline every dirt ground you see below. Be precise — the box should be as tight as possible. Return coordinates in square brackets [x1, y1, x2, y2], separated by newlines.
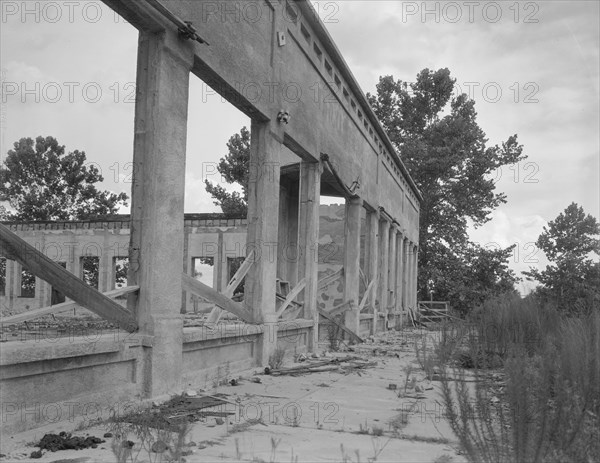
[0, 329, 467, 463]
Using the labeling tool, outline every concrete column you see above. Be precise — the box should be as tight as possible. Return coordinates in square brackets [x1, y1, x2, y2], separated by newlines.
[413, 245, 419, 308]
[128, 30, 193, 397]
[406, 242, 414, 309]
[395, 232, 404, 313]
[365, 210, 379, 334]
[244, 121, 282, 364]
[387, 226, 397, 318]
[378, 218, 390, 330]
[297, 161, 321, 351]
[277, 182, 299, 286]
[343, 197, 363, 335]
[5, 259, 14, 309]
[99, 232, 111, 292]
[402, 238, 409, 310]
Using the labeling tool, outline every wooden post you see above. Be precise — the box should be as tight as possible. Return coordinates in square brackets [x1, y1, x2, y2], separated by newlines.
[297, 161, 321, 351]
[244, 121, 282, 364]
[128, 30, 193, 397]
[343, 197, 362, 335]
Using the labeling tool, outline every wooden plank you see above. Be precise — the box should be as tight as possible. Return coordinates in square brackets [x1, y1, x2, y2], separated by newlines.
[0, 223, 137, 332]
[276, 279, 306, 318]
[182, 273, 254, 323]
[1, 286, 139, 324]
[317, 268, 343, 290]
[318, 308, 363, 344]
[358, 279, 376, 312]
[327, 300, 353, 317]
[206, 251, 254, 324]
[359, 267, 368, 290]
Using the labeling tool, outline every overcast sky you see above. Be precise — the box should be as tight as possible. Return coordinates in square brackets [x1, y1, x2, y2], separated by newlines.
[1, 1, 598, 294]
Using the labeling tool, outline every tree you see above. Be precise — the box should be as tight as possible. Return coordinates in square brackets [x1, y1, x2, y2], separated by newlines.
[0, 136, 128, 221]
[367, 69, 524, 308]
[1, 136, 130, 290]
[204, 126, 250, 216]
[525, 202, 600, 314]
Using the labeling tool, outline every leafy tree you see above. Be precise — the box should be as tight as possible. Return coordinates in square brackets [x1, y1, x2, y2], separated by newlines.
[204, 127, 250, 216]
[525, 202, 600, 314]
[0, 136, 128, 221]
[367, 69, 524, 308]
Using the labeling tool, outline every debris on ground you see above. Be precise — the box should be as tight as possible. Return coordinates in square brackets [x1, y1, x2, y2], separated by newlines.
[269, 355, 376, 376]
[35, 432, 105, 452]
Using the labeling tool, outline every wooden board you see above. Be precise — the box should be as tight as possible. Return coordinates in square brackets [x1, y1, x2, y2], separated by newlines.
[1, 286, 139, 324]
[0, 224, 137, 332]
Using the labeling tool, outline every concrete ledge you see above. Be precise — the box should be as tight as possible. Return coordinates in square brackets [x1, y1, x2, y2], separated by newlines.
[0, 331, 140, 366]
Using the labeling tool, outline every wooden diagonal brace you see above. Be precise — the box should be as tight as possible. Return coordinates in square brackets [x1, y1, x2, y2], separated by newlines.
[276, 278, 306, 318]
[359, 279, 377, 312]
[1, 286, 139, 324]
[0, 223, 137, 332]
[317, 267, 344, 290]
[182, 273, 254, 323]
[318, 308, 363, 344]
[206, 251, 254, 324]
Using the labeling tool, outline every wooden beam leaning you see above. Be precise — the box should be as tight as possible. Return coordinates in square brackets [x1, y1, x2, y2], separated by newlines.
[318, 308, 363, 344]
[1, 286, 139, 324]
[181, 273, 254, 323]
[0, 224, 137, 332]
[276, 278, 306, 318]
[206, 251, 254, 324]
[358, 279, 376, 313]
[317, 268, 344, 290]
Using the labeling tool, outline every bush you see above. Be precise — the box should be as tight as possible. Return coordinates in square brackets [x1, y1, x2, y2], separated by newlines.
[439, 296, 600, 463]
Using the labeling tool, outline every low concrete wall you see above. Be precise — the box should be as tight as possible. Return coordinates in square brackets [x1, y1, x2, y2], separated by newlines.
[0, 331, 143, 434]
[1, 320, 314, 435]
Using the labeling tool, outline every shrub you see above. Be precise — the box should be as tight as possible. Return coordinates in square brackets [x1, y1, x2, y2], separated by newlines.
[439, 297, 600, 463]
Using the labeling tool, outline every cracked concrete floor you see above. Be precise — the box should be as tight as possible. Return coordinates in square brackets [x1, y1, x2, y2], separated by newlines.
[1, 329, 467, 463]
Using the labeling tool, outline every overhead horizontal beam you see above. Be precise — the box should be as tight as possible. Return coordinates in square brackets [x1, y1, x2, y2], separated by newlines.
[0, 224, 137, 332]
[1, 286, 139, 325]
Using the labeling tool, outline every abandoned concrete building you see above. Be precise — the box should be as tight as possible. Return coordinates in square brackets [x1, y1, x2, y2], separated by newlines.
[0, 0, 421, 434]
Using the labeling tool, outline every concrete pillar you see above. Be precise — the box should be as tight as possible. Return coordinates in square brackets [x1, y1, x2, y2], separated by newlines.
[378, 218, 390, 330]
[127, 30, 193, 397]
[297, 161, 321, 351]
[406, 242, 414, 309]
[5, 259, 14, 309]
[365, 210, 379, 334]
[387, 226, 397, 318]
[402, 238, 409, 310]
[99, 232, 111, 292]
[277, 182, 299, 286]
[244, 121, 282, 364]
[343, 197, 362, 335]
[413, 245, 419, 308]
[395, 232, 404, 313]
